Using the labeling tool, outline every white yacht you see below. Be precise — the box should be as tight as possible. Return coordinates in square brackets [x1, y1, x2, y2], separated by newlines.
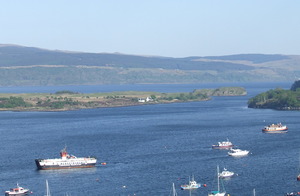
[228, 148, 249, 157]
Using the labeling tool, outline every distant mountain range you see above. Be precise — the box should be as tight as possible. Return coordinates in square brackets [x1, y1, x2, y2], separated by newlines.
[0, 44, 299, 86]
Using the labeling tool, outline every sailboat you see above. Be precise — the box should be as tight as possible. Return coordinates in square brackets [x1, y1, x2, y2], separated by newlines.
[45, 180, 51, 196]
[208, 166, 227, 196]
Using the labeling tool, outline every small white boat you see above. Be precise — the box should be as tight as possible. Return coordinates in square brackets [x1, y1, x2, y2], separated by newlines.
[218, 168, 234, 178]
[5, 183, 31, 196]
[180, 176, 201, 190]
[228, 148, 249, 157]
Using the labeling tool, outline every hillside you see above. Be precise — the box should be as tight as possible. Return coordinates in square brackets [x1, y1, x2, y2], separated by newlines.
[0, 44, 299, 86]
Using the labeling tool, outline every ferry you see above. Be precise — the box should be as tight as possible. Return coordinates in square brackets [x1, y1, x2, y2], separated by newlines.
[212, 139, 234, 149]
[262, 123, 288, 133]
[35, 147, 97, 170]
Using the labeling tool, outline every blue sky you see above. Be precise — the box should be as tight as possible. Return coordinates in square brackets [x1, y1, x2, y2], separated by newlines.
[1, 0, 299, 57]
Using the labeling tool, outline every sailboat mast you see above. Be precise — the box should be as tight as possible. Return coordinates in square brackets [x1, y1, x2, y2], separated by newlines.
[298, 151, 300, 172]
[45, 180, 51, 196]
[172, 183, 177, 196]
[297, 151, 300, 181]
[217, 165, 220, 192]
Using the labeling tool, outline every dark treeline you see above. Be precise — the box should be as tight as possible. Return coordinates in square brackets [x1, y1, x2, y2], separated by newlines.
[0, 97, 31, 108]
[248, 81, 300, 109]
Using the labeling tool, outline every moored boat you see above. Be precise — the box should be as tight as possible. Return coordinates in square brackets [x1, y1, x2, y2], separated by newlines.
[35, 146, 97, 170]
[285, 192, 300, 196]
[212, 139, 234, 149]
[228, 148, 249, 157]
[5, 183, 31, 196]
[218, 168, 235, 178]
[180, 176, 201, 190]
[262, 123, 288, 133]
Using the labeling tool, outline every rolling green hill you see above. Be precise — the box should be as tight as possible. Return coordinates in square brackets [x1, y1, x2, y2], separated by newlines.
[0, 44, 299, 86]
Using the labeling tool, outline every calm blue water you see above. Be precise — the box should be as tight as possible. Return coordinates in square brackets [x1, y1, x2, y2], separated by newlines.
[0, 82, 299, 196]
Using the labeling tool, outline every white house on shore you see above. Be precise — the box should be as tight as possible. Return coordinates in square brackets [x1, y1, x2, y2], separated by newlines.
[138, 97, 154, 103]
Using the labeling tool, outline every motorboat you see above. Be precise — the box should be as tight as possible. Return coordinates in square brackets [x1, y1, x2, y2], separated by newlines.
[5, 183, 31, 196]
[212, 139, 234, 149]
[181, 176, 201, 190]
[218, 168, 235, 178]
[228, 148, 249, 157]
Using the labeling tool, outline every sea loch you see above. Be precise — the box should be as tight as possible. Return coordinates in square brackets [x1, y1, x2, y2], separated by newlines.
[0, 82, 299, 196]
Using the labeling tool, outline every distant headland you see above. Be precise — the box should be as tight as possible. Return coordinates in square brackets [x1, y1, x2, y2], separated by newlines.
[0, 87, 246, 111]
